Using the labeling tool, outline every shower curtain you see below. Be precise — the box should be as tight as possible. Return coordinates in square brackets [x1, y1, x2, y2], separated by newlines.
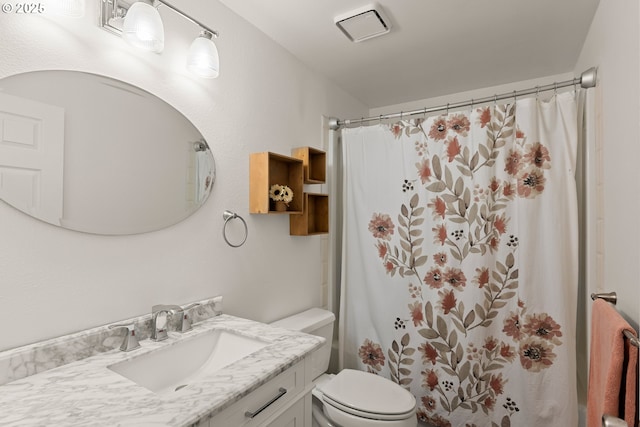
[340, 92, 578, 426]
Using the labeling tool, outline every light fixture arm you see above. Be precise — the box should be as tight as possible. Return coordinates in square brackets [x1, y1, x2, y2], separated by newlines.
[155, 0, 218, 38]
[100, 0, 219, 39]
[99, 0, 221, 78]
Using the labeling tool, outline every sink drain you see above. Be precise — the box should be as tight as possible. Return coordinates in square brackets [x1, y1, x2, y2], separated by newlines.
[174, 384, 189, 392]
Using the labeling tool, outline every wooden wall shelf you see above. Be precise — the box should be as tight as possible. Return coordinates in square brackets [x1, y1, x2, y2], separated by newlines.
[250, 148, 329, 234]
[249, 152, 303, 214]
[290, 193, 329, 236]
[291, 147, 326, 184]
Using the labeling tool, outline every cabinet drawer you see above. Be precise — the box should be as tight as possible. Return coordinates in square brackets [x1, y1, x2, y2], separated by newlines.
[210, 361, 305, 427]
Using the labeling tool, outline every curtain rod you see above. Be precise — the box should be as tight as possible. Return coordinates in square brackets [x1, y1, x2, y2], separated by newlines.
[329, 67, 597, 130]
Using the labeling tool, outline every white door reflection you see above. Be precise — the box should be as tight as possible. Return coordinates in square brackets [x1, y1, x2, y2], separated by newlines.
[0, 92, 64, 226]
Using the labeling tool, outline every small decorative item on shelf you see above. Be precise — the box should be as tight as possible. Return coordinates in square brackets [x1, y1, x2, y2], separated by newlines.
[269, 184, 293, 212]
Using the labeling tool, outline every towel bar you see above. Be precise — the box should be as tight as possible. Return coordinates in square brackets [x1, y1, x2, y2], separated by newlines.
[602, 414, 628, 427]
[591, 292, 640, 348]
[590, 292, 617, 304]
[622, 330, 640, 349]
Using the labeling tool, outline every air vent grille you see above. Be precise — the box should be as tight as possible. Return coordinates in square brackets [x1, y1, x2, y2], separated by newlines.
[335, 4, 391, 43]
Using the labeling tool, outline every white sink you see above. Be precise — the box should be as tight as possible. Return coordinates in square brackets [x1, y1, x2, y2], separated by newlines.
[108, 329, 270, 394]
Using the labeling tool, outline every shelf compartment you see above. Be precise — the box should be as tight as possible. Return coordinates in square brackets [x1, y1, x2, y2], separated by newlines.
[291, 147, 326, 184]
[250, 152, 303, 214]
[290, 193, 329, 235]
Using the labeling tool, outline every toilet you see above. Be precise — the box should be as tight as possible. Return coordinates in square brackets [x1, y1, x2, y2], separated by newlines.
[271, 308, 417, 427]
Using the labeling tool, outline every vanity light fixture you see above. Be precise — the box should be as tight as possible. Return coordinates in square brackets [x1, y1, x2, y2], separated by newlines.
[100, 0, 220, 78]
[186, 30, 219, 78]
[122, 0, 164, 53]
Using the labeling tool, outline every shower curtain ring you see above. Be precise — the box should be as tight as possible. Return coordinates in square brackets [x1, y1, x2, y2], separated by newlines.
[513, 90, 517, 102]
[493, 95, 497, 107]
[535, 86, 540, 99]
[446, 103, 449, 115]
[554, 82, 558, 95]
[379, 114, 383, 124]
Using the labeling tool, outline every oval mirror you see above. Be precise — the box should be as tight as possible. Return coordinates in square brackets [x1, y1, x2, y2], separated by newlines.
[0, 70, 215, 235]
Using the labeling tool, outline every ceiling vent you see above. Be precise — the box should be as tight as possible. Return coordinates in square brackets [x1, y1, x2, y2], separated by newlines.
[334, 3, 391, 43]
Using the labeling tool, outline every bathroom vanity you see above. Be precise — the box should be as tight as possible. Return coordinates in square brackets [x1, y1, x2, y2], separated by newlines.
[0, 304, 323, 427]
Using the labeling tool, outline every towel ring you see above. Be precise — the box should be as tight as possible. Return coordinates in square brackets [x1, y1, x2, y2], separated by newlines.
[222, 210, 248, 248]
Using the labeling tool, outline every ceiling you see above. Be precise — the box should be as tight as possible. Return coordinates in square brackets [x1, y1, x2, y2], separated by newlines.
[219, 0, 600, 108]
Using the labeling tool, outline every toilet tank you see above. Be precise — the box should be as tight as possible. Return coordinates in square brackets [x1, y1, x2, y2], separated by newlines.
[271, 308, 335, 380]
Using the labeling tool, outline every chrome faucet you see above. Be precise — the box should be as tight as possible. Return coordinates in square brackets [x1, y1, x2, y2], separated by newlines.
[108, 323, 141, 351]
[150, 303, 202, 340]
[150, 304, 183, 341]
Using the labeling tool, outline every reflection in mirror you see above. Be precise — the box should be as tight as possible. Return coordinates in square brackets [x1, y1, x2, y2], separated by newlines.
[0, 70, 215, 235]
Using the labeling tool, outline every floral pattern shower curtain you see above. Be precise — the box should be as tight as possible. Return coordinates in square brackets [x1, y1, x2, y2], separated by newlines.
[340, 93, 578, 426]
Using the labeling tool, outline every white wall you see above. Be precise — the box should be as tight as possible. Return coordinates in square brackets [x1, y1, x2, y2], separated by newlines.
[574, 0, 640, 328]
[369, 73, 574, 118]
[0, 0, 367, 351]
[573, 0, 640, 415]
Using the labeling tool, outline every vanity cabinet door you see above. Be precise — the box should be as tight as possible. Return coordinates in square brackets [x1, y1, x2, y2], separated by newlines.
[210, 360, 305, 427]
[265, 395, 305, 427]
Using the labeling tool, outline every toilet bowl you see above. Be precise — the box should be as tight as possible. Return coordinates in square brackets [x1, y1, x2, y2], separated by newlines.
[271, 308, 417, 427]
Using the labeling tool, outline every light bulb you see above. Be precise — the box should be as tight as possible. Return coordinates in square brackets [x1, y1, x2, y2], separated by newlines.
[122, 1, 164, 53]
[186, 31, 220, 79]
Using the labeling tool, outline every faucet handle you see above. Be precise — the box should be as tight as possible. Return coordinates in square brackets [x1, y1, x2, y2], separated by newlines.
[180, 303, 201, 332]
[108, 323, 141, 352]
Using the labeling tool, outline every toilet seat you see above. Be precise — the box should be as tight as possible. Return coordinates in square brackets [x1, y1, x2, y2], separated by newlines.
[318, 369, 416, 421]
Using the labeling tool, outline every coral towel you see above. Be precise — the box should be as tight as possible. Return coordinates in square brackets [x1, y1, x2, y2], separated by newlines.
[587, 299, 638, 427]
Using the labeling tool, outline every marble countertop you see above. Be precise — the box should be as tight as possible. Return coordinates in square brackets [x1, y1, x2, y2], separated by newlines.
[0, 314, 324, 427]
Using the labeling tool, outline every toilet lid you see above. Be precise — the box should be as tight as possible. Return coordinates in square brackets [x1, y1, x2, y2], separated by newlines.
[319, 369, 416, 419]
